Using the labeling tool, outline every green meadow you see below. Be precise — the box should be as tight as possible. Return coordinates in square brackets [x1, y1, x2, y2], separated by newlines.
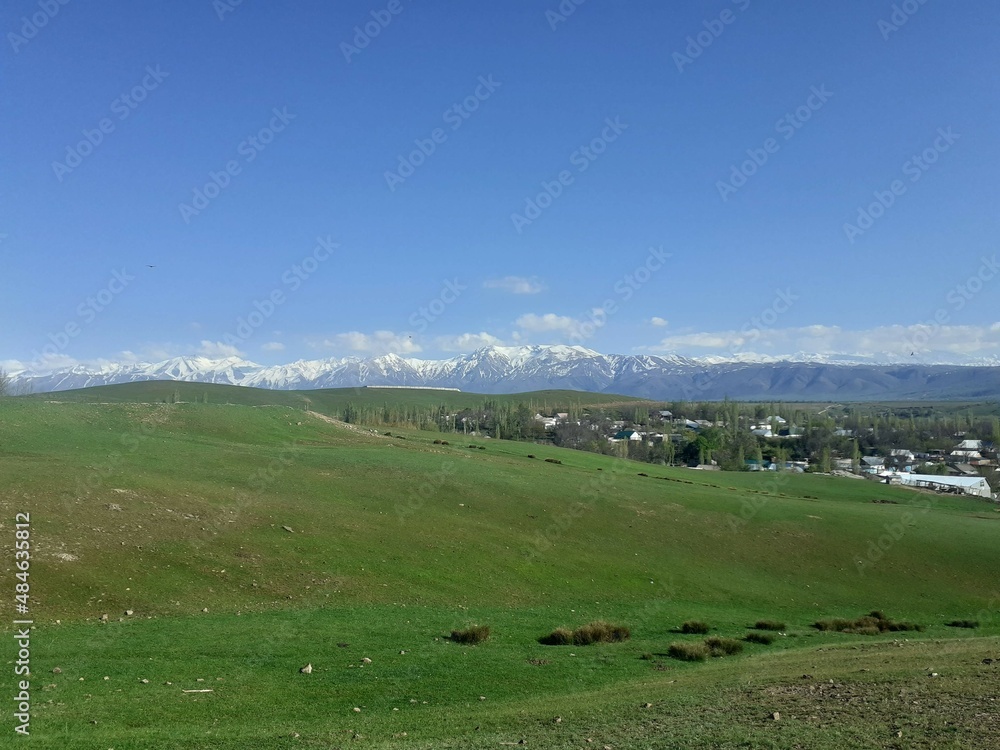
[1, 388, 998, 748]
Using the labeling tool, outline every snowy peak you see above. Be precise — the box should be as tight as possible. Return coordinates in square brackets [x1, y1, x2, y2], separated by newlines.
[9, 344, 1000, 400]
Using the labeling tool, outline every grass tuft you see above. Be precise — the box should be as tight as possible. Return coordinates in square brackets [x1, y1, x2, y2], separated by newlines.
[753, 619, 786, 631]
[744, 632, 775, 645]
[813, 612, 923, 635]
[539, 621, 630, 646]
[945, 619, 979, 629]
[704, 636, 744, 657]
[450, 624, 491, 645]
[680, 620, 710, 634]
[538, 627, 573, 646]
[668, 642, 709, 661]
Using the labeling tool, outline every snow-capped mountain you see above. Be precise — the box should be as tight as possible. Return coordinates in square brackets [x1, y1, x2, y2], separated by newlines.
[8, 345, 1000, 400]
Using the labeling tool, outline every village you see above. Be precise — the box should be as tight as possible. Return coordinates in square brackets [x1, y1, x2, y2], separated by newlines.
[531, 405, 999, 501]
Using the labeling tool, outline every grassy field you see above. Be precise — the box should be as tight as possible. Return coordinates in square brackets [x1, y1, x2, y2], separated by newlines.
[1, 395, 998, 748]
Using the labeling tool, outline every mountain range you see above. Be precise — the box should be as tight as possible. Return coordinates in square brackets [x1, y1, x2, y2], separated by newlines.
[9, 345, 1000, 401]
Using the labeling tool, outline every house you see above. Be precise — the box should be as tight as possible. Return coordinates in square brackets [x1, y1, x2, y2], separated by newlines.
[950, 450, 983, 461]
[610, 429, 643, 442]
[861, 456, 884, 474]
[658, 410, 673, 419]
[890, 448, 915, 462]
[556, 413, 569, 421]
[834, 458, 855, 471]
[954, 439, 985, 451]
[834, 428, 856, 437]
[533, 413, 558, 429]
[751, 424, 774, 437]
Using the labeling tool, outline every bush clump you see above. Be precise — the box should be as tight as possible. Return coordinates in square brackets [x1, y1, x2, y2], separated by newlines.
[753, 620, 786, 631]
[544, 458, 562, 464]
[680, 620, 710, 635]
[705, 637, 744, 657]
[539, 621, 630, 646]
[946, 619, 979, 629]
[450, 624, 491, 645]
[813, 611, 923, 635]
[668, 642, 709, 662]
[744, 632, 776, 645]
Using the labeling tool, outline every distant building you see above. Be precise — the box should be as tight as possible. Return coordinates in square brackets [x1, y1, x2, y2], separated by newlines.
[893, 472, 994, 500]
[609, 429, 643, 442]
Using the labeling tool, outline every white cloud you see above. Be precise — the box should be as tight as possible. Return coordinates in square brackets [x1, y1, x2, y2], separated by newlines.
[647, 323, 1000, 360]
[483, 276, 545, 294]
[435, 332, 503, 352]
[515, 312, 591, 340]
[197, 340, 245, 358]
[318, 330, 422, 355]
[650, 317, 668, 327]
[261, 341, 285, 352]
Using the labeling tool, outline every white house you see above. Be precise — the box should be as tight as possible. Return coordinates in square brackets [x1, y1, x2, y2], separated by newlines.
[954, 439, 985, 451]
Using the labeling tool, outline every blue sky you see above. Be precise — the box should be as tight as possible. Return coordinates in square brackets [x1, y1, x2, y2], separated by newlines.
[3, 0, 999, 371]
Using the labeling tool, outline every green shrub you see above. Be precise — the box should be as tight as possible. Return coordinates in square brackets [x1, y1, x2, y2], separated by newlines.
[744, 632, 775, 645]
[753, 620, 785, 631]
[681, 620, 710, 634]
[946, 619, 979, 629]
[704, 637, 744, 657]
[668, 642, 709, 662]
[450, 624, 491, 645]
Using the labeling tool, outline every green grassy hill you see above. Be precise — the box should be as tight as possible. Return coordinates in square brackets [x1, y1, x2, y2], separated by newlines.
[28, 380, 648, 413]
[1, 397, 997, 748]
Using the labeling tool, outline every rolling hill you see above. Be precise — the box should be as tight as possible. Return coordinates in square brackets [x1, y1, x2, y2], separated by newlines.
[1, 396, 998, 747]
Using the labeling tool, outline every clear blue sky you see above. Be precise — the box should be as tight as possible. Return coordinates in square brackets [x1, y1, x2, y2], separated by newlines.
[3, 0, 999, 371]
